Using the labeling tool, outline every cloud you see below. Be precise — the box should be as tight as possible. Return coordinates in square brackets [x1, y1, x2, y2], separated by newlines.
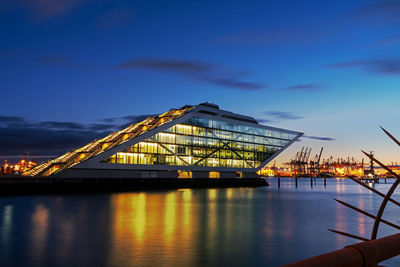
[212, 28, 323, 45]
[37, 121, 86, 130]
[373, 35, 400, 46]
[351, 0, 400, 24]
[327, 57, 400, 75]
[16, 0, 92, 22]
[282, 84, 327, 92]
[0, 114, 153, 156]
[264, 111, 303, 120]
[199, 76, 264, 91]
[0, 115, 25, 123]
[0, 125, 106, 156]
[120, 114, 156, 122]
[255, 118, 272, 124]
[100, 114, 155, 124]
[34, 56, 100, 71]
[116, 58, 266, 91]
[296, 135, 335, 142]
[88, 124, 117, 131]
[303, 135, 335, 141]
[96, 5, 135, 30]
[117, 59, 216, 74]
[35, 56, 72, 66]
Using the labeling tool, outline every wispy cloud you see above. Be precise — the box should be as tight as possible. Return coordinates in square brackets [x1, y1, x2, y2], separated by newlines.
[17, 0, 92, 22]
[282, 84, 327, 92]
[116, 58, 266, 91]
[212, 28, 323, 45]
[100, 114, 155, 124]
[351, 0, 400, 24]
[327, 57, 400, 75]
[96, 4, 135, 30]
[255, 118, 272, 124]
[199, 76, 264, 90]
[264, 111, 303, 120]
[35, 55, 104, 71]
[303, 135, 335, 141]
[35, 56, 72, 65]
[373, 35, 400, 47]
[117, 59, 215, 74]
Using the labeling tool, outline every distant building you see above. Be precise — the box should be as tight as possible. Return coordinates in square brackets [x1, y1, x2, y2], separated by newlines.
[24, 103, 302, 178]
[1, 158, 37, 176]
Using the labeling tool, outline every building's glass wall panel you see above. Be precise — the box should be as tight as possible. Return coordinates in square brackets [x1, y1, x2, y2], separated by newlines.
[104, 117, 297, 169]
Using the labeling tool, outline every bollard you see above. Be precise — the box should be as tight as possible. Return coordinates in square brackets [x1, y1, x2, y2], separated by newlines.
[295, 177, 298, 188]
[310, 177, 313, 187]
[278, 176, 280, 188]
[324, 177, 327, 187]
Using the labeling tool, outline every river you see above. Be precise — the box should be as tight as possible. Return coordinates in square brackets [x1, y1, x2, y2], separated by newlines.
[0, 178, 399, 266]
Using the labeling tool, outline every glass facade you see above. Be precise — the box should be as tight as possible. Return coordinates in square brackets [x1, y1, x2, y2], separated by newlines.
[104, 117, 297, 169]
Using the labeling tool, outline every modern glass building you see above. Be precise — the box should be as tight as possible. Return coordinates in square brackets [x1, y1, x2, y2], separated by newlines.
[24, 103, 302, 178]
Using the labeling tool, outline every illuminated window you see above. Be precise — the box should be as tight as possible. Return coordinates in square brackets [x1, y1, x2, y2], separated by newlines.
[209, 171, 220, 178]
[178, 171, 192, 178]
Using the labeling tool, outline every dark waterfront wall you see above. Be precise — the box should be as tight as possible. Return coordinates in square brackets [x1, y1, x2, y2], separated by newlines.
[0, 177, 268, 196]
[53, 169, 260, 179]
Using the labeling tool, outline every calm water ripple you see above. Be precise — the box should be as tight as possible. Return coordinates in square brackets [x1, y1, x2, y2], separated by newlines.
[1, 178, 400, 267]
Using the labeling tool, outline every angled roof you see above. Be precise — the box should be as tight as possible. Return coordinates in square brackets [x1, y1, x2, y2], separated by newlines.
[24, 105, 195, 176]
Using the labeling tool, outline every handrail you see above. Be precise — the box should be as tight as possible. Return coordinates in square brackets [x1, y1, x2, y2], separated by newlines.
[282, 233, 400, 267]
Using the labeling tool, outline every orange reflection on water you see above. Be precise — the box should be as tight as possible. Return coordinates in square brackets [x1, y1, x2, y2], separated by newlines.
[335, 178, 345, 193]
[110, 193, 147, 265]
[109, 191, 199, 266]
[207, 189, 217, 255]
[180, 189, 193, 229]
[29, 204, 49, 265]
[208, 189, 217, 200]
[334, 199, 349, 248]
[180, 189, 192, 202]
[164, 193, 177, 244]
[226, 188, 233, 200]
[356, 197, 367, 237]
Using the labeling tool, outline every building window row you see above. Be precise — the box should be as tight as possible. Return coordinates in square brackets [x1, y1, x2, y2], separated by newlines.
[106, 153, 263, 168]
[151, 132, 288, 147]
[185, 117, 297, 140]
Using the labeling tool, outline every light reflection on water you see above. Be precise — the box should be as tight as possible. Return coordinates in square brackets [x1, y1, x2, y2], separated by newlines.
[0, 178, 400, 266]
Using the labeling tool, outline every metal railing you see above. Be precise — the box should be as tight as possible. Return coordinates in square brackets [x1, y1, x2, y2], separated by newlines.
[285, 127, 400, 266]
[282, 232, 400, 267]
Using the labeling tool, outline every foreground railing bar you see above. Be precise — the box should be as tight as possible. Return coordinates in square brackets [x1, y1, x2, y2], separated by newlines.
[348, 177, 400, 208]
[334, 198, 400, 231]
[282, 233, 400, 267]
[328, 229, 369, 242]
[381, 126, 400, 148]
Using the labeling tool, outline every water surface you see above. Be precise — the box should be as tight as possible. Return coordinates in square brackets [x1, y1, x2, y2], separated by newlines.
[1, 178, 400, 266]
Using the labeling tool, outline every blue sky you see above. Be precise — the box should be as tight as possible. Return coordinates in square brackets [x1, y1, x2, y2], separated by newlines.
[1, 0, 400, 164]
